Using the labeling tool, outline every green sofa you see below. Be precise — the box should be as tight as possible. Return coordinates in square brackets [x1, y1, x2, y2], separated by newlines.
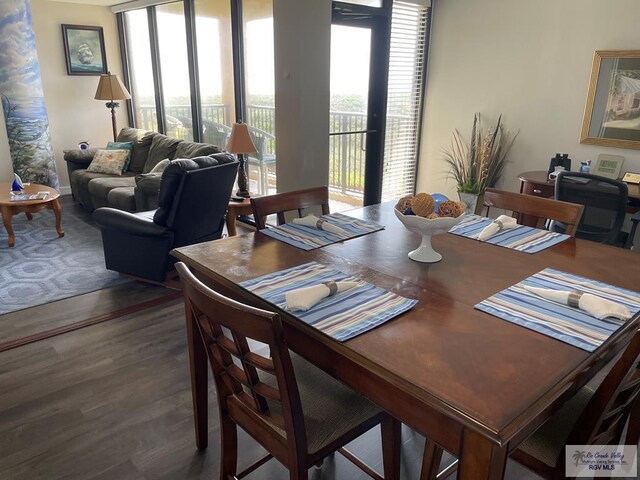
[63, 127, 224, 212]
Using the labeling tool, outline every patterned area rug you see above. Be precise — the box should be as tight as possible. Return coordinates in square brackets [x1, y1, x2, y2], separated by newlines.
[0, 196, 127, 314]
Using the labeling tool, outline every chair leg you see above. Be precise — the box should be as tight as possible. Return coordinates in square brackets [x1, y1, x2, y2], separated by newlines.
[381, 415, 401, 480]
[288, 461, 308, 480]
[420, 440, 444, 480]
[220, 414, 238, 480]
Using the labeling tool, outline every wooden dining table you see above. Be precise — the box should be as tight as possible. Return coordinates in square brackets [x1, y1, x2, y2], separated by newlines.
[172, 202, 640, 480]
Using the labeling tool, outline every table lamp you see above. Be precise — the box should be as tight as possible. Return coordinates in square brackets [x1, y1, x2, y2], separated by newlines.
[95, 72, 131, 141]
[226, 122, 258, 198]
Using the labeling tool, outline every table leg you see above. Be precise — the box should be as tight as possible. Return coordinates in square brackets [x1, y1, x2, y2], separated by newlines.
[25, 212, 33, 220]
[226, 209, 237, 237]
[458, 429, 507, 480]
[51, 198, 64, 238]
[1, 205, 15, 247]
[186, 304, 209, 450]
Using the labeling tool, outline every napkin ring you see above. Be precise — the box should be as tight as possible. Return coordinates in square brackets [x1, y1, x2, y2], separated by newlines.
[323, 281, 338, 296]
[494, 219, 504, 231]
[316, 219, 325, 230]
[568, 291, 583, 308]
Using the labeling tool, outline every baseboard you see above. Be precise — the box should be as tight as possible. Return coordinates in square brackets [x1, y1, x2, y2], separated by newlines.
[59, 186, 72, 195]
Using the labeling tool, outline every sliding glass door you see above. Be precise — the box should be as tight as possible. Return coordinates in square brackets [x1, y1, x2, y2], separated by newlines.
[329, 23, 372, 211]
[331, 1, 391, 209]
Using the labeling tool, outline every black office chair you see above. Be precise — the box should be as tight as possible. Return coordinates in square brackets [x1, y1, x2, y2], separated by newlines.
[551, 171, 629, 246]
[94, 156, 238, 283]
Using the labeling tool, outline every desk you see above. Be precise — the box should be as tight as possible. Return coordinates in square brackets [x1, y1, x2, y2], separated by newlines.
[173, 203, 640, 479]
[518, 170, 640, 213]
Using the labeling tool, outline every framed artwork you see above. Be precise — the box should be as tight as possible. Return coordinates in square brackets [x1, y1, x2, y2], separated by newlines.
[61, 24, 107, 76]
[580, 50, 640, 150]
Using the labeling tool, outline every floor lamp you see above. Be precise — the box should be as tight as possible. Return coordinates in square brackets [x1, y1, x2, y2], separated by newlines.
[95, 72, 131, 142]
[227, 122, 258, 198]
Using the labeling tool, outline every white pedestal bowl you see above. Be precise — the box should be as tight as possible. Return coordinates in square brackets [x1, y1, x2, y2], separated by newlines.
[394, 208, 465, 263]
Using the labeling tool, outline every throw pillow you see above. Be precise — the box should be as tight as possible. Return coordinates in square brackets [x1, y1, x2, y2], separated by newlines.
[86, 149, 129, 175]
[106, 141, 134, 171]
[149, 158, 170, 174]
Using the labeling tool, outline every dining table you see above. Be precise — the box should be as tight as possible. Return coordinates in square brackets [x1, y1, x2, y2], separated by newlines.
[171, 202, 640, 480]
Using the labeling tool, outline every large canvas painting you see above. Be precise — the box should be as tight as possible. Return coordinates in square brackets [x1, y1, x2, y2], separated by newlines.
[581, 50, 640, 150]
[61, 24, 107, 76]
[0, 0, 58, 188]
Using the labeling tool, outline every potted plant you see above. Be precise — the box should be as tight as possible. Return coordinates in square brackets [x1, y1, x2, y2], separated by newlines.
[443, 113, 518, 214]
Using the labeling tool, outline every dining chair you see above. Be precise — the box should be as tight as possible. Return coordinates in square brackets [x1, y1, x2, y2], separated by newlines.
[246, 125, 277, 195]
[420, 329, 640, 480]
[552, 171, 629, 246]
[483, 187, 584, 236]
[250, 186, 330, 230]
[176, 261, 401, 480]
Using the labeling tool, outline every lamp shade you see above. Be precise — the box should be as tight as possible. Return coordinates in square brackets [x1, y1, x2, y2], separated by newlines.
[226, 123, 258, 154]
[94, 72, 131, 101]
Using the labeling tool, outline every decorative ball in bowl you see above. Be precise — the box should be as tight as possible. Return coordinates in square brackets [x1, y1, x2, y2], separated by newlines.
[394, 194, 466, 263]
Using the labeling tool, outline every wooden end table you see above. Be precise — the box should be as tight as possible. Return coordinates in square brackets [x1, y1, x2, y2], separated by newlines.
[0, 182, 64, 247]
[226, 197, 254, 237]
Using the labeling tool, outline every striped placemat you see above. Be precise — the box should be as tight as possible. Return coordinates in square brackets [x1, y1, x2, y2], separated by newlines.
[239, 262, 417, 341]
[260, 212, 384, 250]
[448, 214, 570, 253]
[475, 268, 640, 352]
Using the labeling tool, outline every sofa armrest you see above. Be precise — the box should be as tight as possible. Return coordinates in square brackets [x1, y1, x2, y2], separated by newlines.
[63, 148, 98, 165]
[134, 173, 163, 211]
[64, 148, 98, 181]
[93, 207, 170, 238]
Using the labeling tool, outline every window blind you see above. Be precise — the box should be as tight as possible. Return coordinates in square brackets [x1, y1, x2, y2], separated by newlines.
[381, 0, 429, 200]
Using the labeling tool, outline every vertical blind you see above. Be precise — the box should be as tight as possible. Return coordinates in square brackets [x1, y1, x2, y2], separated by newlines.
[381, 1, 429, 200]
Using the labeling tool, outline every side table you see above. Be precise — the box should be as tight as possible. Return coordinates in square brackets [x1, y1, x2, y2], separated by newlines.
[0, 182, 64, 247]
[226, 198, 254, 237]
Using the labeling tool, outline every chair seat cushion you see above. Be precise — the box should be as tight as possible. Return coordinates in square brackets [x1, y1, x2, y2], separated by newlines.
[88, 176, 136, 200]
[262, 354, 382, 456]
[516, 386, 594, 467]
[107, 187, 136, 212]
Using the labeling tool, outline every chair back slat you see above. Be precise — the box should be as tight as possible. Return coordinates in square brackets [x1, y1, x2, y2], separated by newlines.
[568, 330, 640, 446]
[176, 262, 307, 449]
[251, 186, 330, 230]
[483, 188, 584, 236]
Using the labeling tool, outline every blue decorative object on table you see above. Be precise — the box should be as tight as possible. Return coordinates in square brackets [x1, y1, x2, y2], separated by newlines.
[431, 193, 448, 211]
[11, 173, 24, 192]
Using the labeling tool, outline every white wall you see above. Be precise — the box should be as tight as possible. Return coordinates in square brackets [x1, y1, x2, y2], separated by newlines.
[417, 0, 640, 198]
[0, 0, 126, 193]
[273, 0, 331, 193]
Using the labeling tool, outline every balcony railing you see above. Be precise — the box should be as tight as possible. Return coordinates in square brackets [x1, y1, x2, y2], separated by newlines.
[136, 104, 411, 197]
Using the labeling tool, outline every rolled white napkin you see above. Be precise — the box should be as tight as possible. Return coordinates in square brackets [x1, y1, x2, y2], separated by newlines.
[478, 214, 518, 241]
[291, 215, 348, 236]
[524, 286, 631, 320]
[285, 281, 359, 311]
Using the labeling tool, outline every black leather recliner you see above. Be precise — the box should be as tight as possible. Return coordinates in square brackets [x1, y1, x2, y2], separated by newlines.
[93, 155, 238, 282]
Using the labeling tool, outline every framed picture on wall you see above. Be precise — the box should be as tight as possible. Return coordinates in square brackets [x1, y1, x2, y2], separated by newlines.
[580, 50, 640, 150]
[61, 24, 107, 76]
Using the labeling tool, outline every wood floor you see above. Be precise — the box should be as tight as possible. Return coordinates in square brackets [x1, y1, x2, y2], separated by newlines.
[0, 286, 545, 480]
